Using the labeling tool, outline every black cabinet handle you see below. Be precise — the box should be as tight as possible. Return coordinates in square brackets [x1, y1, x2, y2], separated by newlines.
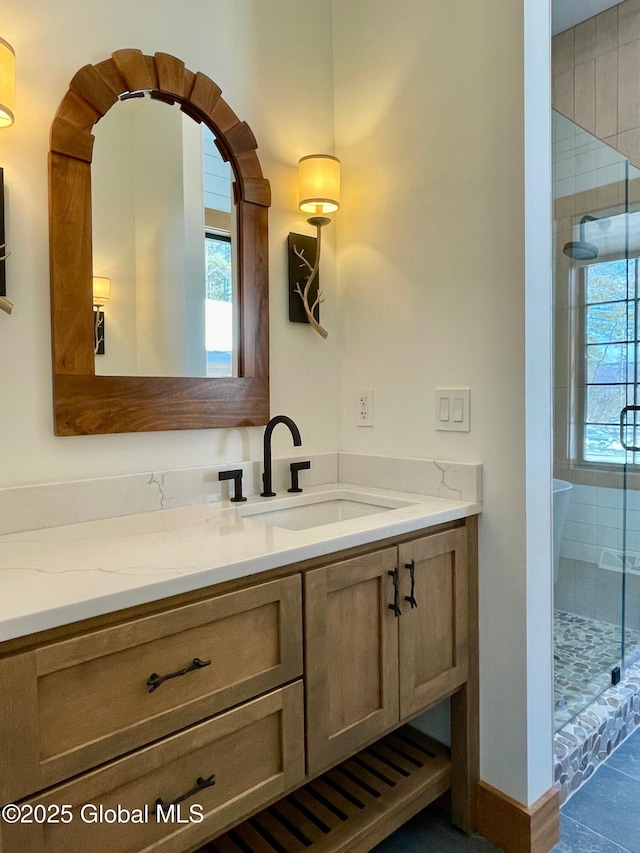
[147, 657, 211, 693]
[388, 569, 401, 617]
[404, 560, 418, 608]
[155, 773, 216, 814]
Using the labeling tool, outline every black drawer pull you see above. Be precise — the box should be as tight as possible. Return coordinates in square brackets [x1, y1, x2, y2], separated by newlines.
[404, 560, 418, 608]
[388, 569, 401, 617]
[155, 773, 216, 814]
[147, 657, 211, 693]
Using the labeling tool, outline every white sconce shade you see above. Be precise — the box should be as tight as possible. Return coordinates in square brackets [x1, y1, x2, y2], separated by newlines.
[298, 155, 340, 215]
[92, 276, 110, 306]
[290, 154, 341, 339]
[0, 38, 15, 128]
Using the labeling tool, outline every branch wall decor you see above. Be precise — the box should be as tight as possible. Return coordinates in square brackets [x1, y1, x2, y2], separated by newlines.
[288, 232, 327, 338]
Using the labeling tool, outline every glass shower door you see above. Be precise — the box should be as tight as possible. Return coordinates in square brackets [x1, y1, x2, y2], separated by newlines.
[553, 110, 630, 730]
[621, 405, 636, 680]
[621, 161, 640, 675]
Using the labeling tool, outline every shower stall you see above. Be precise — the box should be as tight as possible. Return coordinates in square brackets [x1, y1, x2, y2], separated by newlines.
[553, 110, 640, 787]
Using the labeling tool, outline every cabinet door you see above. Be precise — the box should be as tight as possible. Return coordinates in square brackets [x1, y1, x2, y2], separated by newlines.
[304, 548, 399, 775]
[398, 527, 468, 719]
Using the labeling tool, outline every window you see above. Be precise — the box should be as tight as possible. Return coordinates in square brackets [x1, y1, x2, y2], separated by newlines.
[582, 258, 639, 464]
[205, 232, 233, 377]
[202, 124, 234, 378]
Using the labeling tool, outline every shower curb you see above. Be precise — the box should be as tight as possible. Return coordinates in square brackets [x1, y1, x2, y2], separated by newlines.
[554, 659, 640, 804]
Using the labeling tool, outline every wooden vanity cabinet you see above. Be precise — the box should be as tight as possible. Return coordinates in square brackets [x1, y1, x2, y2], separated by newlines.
[304, 526, 468, 776]
[0, 517, 478, 853]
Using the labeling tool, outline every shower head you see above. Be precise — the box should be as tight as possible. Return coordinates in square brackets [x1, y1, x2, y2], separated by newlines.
[563, 239, 599, 261]
[563, 215, 599, 261]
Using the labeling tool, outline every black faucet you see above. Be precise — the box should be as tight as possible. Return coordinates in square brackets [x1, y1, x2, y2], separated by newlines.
[260, 415, 302, 497]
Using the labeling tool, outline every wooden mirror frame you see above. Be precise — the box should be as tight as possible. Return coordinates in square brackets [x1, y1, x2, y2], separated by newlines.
[49, 49, 270, 435]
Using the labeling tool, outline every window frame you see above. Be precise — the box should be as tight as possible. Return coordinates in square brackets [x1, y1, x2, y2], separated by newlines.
[577, 257, 640, 468]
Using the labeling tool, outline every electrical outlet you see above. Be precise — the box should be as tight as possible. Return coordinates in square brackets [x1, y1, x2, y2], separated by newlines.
[357, 391, 374, 426]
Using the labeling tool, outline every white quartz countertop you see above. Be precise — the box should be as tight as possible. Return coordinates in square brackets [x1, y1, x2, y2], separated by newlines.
[0, 483, 481, 643]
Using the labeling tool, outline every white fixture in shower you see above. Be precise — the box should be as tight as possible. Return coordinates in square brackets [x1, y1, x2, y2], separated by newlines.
[553, 478, 572, 584]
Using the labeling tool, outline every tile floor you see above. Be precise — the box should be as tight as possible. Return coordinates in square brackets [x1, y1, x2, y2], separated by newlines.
[558, 724, 640, 852]
[371, 806, 501, 852]
[374, 725, 640, 853]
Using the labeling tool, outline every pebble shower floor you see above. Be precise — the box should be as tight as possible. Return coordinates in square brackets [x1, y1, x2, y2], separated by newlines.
[554, 610, 640, 730]
[554, 610, 640, 802]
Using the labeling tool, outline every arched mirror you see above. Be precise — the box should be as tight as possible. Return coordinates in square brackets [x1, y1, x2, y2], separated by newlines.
[49, 49, 270, 435]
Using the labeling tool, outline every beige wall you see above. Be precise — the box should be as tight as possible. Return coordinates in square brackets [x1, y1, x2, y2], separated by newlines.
[0, 0, 339, 486]
[332, 0, 553, 808]
[552, 0, 640, 166]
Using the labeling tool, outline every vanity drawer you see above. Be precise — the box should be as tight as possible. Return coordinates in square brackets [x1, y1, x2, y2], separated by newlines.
[0, 575, 302, 802]
[0, 682, 304, 853]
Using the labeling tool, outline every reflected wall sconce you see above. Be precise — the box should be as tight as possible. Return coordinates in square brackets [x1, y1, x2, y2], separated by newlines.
[0, 38, 15, 129]
[93, 276, 110, 355]
[288, 154, 340, 339]
[0, 167, 11, 316]
[0, 38, 15, 317]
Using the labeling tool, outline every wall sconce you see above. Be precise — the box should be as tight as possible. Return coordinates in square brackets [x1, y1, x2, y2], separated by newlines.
[288, 154, 340, 339]
[0, 38, 15, 129]
[0, 38, 14, 317]
[93, 276, 110, 355]
[0, 167, 11, 316]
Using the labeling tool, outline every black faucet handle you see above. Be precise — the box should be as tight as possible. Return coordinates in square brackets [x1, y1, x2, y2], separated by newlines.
[288, 460, 311, 493]
[218, 469, 247, 502]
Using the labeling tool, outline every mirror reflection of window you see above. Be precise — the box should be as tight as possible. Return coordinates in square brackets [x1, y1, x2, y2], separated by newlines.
[91, 95, 237, 379]
[203, 128, 234, 378]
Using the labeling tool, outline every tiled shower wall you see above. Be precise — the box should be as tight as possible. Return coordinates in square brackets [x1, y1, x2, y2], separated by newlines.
[557, 483, 640, 633]
[552, 0, 640, 168]
[552, 1, 640, 791]
[552, 38, 640, 642]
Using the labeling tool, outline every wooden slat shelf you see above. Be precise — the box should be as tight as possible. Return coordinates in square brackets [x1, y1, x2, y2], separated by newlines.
[195, 725, 451, 853]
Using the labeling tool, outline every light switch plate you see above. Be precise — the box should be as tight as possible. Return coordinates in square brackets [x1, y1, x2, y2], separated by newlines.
[436, 389, 470, 432]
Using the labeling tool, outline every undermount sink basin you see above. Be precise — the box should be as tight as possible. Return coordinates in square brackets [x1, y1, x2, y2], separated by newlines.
[234, 490, 416, 531]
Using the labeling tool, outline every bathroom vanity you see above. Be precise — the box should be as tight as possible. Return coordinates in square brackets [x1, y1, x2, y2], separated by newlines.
[0, 483, 479, 853]
[35, 49, 483, 848]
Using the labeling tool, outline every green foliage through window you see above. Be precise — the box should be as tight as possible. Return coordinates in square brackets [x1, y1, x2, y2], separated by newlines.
[205, 234, 232, 302]
[583, 259, 639, 463]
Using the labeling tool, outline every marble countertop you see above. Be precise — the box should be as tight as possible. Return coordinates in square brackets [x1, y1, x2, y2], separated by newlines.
[0, 482, 481, 643]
